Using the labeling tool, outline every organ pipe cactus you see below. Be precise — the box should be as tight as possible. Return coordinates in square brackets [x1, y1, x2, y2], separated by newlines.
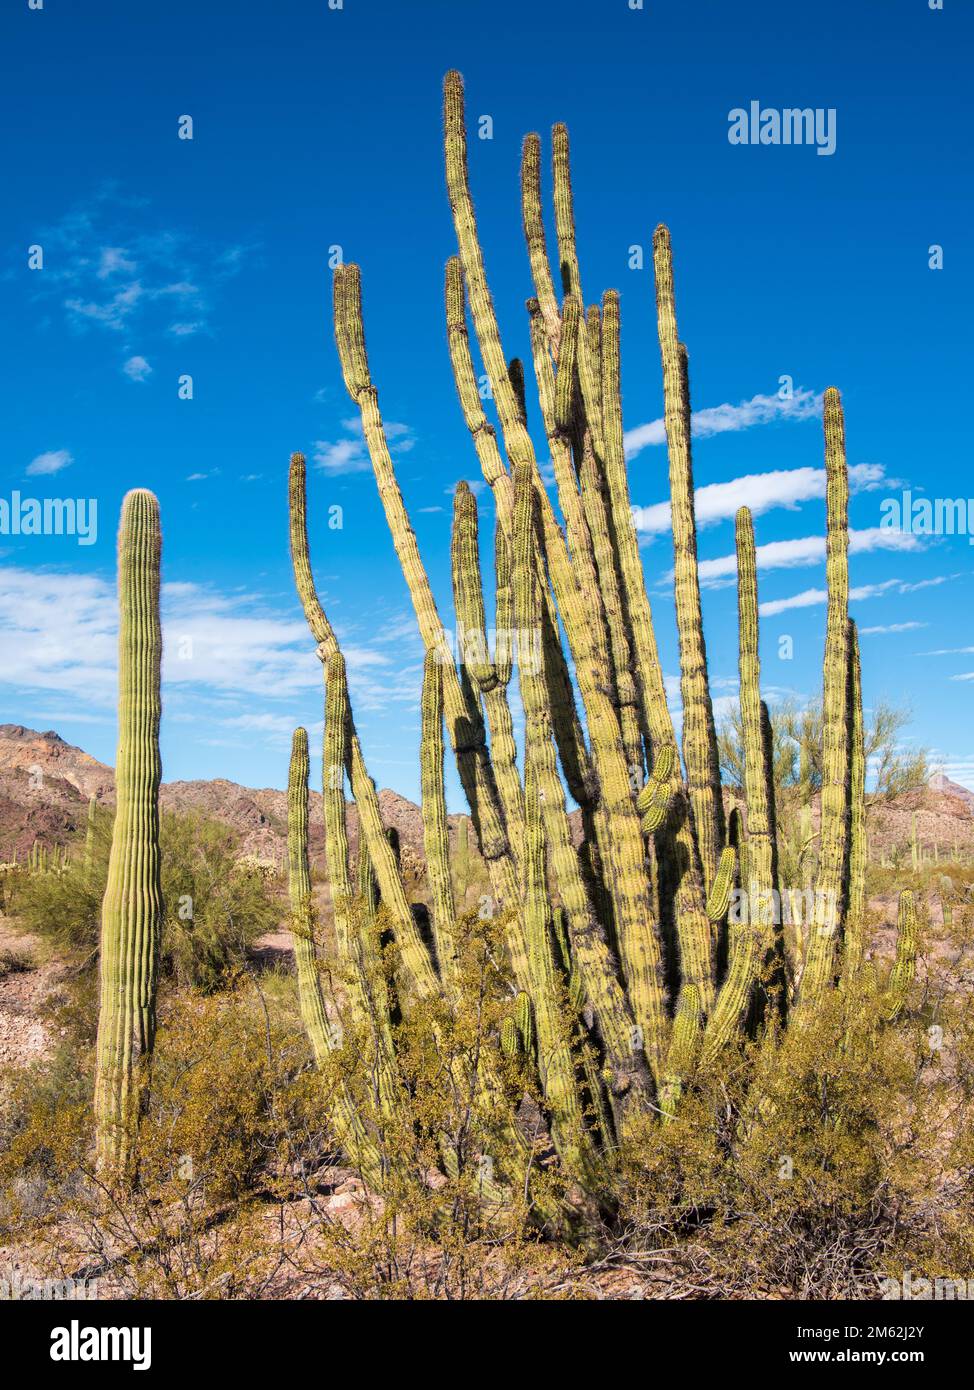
[275, 70, 924, 1209]
[94, 490, 163, 1177]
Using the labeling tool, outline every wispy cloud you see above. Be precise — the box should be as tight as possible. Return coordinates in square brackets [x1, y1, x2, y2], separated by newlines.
[30, 187, 257, 359]
[313, 417, 415, 477]
[860, 621, 928, 635]
[760, 574, 956, 618]
[693, 525, 923, 587]
[624, 387, 823, 461]
[25, 449, 73, 477]
[0, 568, 423, 735]
[632, 462, 888, 537]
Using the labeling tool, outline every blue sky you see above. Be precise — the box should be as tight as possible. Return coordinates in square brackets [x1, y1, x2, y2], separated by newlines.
[1, 0, 971, 804]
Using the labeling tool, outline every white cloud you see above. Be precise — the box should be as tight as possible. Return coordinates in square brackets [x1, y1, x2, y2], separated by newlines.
[96, 246, 136, 279]
[25, 449, 73, 477]
[632, 462, 888, 537]
[859, 621, 928, 635]
[624, 387, 823, 461]
[122, 354, 152, 382]
[0, 568, 422, 724]
[694, 525, 924, 586]
[313, 417, 415, 477]
[168, 321, 204, 336]
[759, 575, 955, 618]
[66, 280, 144, 331]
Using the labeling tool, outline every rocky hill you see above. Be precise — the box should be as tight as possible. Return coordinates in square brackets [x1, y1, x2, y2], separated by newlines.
[2, 723, 972, 876]
[0, 724, 474, 886]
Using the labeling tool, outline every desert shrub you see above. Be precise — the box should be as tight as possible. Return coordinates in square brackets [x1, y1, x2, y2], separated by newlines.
[7, 806, 281, 991]
[0, 982, 323, 1297]
[605, 977, 974, 1298]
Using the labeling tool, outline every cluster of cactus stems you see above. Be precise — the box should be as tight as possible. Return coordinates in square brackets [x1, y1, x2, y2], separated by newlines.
[278, 72, 920, 1200]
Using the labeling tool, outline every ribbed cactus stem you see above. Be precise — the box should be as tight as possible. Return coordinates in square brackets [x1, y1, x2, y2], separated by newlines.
[653, 227, 725, 893]
[94, 489, 163, 1177]
[799, 388, 851, 1007]
[637, 745, 675, 834]
[421, 650, 459, 989]
[551, 123, 603, 457]
[513, 463, 654, 1117]
[521, 764, 597, 1180]
[598, 288, 715, 1007]
[883, 891, 918, 1022]
[841, 620, 866, 987]
[705, 846, 737, 923]
[288, 727, 387, 1183]
[451, 482, 525, 867]
[83, 796, 97, 884]
[698, 509, 778, 1061]
[288, 728, 336, 1065]
[333, 262, 521, 926]
[660, 984, 701, 1120]
[911, 812, 919, 875]
[520, 133, 561, 352]
[736, 507, 776, 942]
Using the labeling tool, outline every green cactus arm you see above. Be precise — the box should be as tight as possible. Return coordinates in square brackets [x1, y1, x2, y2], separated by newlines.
[451, 483, 525, 868]
[598, 288, 716, 1009]
[508, 357, 528, 425]
[520, 132, 562, 352]
[330, 270, 532, 981]
[841, 620, 866, 986]
[83, 796, 97, 885]
[521, 763, 599, 1180]
[576, 413, 644, 777]
[288, 727, 339, 1064]
[659, 984, 702, 1120]
[287, 727, 389, 1184]
[653, 228, 725, 893]
[735, 508, 776, 936]
[705, 846, 737, 924]
[451, 482, 499, 694]
[551, 123, 603, 456]
[799, 388, 852, 1008]
[513, 464, 657, 1114]
[446, 260, 593, 815]
[420, 650, 460, 989]
[94, 489, 164, 1177]
[883, 890, 918, 1022]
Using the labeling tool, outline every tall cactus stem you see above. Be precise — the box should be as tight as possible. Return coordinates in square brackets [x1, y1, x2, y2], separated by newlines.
[94, 490, 163, 1178]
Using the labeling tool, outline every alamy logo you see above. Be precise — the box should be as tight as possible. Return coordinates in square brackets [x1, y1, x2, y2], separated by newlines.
[881, 1269, 973, 1300]
[728, 101, 836, 156]
[0, 491, 97, 546]
[880, 490, 974, 544]
[50, 1320, 151, 1370]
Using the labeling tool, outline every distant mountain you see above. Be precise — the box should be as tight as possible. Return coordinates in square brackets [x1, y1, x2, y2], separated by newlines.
[2, 724, 971, 876]
[928, 769, 974, 813]
[0, 725, 473, 885]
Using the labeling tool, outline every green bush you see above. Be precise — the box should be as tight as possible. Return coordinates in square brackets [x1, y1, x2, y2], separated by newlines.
[7, 806, 282, 992]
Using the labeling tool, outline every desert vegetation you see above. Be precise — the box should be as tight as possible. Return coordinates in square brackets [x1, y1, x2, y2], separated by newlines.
[0, 71, 971, 1301]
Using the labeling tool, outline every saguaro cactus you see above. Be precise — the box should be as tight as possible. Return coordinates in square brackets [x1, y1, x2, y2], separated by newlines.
[94, 490, 163, 1177]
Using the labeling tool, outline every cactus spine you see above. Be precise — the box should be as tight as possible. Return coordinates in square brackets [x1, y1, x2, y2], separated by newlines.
[94, 490, 163, 1177]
